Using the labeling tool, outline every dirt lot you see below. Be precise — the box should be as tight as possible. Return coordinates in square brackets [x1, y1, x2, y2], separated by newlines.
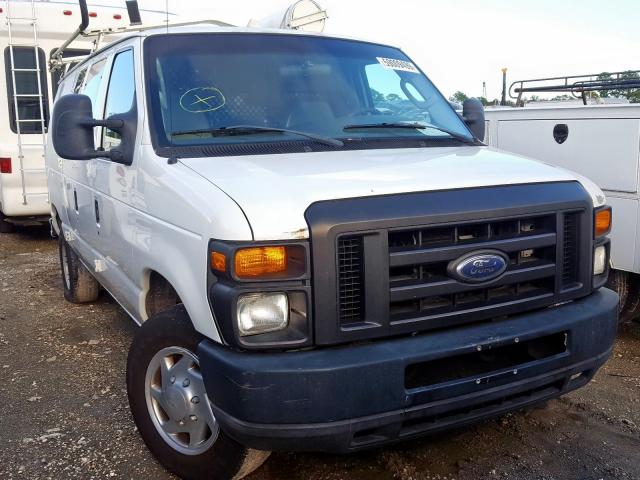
[0, 226, 639, 480]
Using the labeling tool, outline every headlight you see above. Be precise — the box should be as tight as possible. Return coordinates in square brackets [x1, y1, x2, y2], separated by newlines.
[237, 292, 289, 336]
[593, 245, 607, 276]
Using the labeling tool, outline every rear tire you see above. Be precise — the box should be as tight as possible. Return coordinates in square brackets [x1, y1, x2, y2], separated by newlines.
[58, 234, 100, 303]
[0, 212, 15, 233]
[127, 306, 270, 480]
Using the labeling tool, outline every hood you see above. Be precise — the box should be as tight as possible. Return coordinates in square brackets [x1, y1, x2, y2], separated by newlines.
[179, 146, 604, 240]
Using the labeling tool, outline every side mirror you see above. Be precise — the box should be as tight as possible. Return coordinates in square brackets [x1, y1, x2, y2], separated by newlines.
[51, 94, 130, 163]
[462, 98, 485, 142]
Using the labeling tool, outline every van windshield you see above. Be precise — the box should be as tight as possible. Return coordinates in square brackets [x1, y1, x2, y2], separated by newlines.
[144, 33, 474, 151]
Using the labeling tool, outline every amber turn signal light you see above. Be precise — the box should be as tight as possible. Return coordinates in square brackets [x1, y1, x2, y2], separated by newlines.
[235, 246, 287, 278]
[211, 251, 227, 272]
[595, 207, 612, 238]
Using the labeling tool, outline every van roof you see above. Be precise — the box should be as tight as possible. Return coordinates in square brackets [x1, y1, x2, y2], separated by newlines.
[132, 22, 396, 47]
[63, 22, 400, 77]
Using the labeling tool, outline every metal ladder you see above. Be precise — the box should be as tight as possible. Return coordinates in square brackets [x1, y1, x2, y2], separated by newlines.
[5, 0, 48, 205]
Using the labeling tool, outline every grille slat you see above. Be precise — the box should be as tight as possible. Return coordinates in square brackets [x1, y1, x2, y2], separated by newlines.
[390, 263, 556, 303]
[389, 232, 557, 268]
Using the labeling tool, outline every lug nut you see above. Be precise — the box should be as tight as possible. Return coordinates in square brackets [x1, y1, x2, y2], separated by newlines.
[182, 378, 190, 387]
[190, 415, 198, 422]
[170, 375, 176, 384]
[191, 396, 200, 405]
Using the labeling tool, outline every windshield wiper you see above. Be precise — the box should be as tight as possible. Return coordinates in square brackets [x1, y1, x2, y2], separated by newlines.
[343, 122, 477, 145]
[171, 125, 344, 148]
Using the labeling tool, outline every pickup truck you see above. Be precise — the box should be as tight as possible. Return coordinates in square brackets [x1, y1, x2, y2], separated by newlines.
[46, 22, 619, 480]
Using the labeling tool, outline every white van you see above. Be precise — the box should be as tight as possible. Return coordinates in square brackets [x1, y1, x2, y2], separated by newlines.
[47, 16, 618, 480]
[0, 0, 169, 232]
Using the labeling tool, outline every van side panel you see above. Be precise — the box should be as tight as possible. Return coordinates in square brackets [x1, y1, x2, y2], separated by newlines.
[125, 145, 254, 341]
[46, 74, 75, 230]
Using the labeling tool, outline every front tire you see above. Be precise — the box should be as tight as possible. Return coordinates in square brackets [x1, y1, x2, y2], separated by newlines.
[606, 270, 640, 323]
[58, 233, 100, 303]
[127, 306, 270, 480]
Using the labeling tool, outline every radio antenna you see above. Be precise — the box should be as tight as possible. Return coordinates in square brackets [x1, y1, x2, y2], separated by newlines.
[165, 0, 169, 31]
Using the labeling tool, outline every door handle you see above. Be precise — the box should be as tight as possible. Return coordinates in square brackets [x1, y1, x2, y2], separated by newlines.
[94, 199, 100, 225]
[73, 189, 78, 213]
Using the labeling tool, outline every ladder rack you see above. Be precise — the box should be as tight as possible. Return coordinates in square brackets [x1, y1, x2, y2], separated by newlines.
[49, 0, 232, 74]
[49, 19, 234, 73]
[5, 0, 48, 206]
[510, 70, 640, 106]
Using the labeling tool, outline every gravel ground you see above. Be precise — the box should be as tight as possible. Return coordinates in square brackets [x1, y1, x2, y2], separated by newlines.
[0, 226, 639, 480]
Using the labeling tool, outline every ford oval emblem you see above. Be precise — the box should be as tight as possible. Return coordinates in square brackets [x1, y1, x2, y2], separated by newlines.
[447, 250, 509, 284]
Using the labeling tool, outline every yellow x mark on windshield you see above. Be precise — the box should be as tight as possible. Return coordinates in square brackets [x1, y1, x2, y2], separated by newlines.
[191, 94, 218, 107]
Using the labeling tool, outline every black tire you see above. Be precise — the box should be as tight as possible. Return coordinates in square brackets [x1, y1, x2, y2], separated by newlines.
[58, 234, 100, 303]
[127, 305, 270, 480]
[606, 270, 640, 323]
[0, 212, 16, 233]
[623, 275, 640, 323]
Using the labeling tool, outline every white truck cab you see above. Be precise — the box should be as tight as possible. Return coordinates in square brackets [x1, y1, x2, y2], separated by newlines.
[47, 13, 619, 480]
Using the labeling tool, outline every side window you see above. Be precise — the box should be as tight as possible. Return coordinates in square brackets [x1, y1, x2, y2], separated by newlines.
[50, 48, 91, 98]
[3, 46, 49, 134]
[74, 68, 87, 93]
[79, 58, 107, 112]
[102, 49, 135, 151]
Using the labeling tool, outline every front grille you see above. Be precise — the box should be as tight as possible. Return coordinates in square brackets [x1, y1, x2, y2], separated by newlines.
[386, 214, 559, 327]
[337, 236, 365, 325]
[307, 183, 593, 345]
[334, 209, 588, 338]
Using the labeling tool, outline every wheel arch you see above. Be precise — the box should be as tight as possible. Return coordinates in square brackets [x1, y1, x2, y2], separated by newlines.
[50, 204, 62, 235]
[50, 201, 70, 236]
[142, 269, 183, 320]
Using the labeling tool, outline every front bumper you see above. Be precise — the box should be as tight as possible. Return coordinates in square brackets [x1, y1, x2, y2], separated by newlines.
[197, 288, 618, 453]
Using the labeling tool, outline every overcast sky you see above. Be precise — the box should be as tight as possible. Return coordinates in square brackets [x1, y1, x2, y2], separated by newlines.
[134, 0, 639, 100]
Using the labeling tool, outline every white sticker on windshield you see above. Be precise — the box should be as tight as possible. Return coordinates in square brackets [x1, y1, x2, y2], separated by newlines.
[377, 57, 419, 73]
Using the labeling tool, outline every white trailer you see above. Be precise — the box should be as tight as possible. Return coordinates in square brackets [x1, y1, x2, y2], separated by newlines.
[0, 0, 170, 232]
[485, 73, 640, 319]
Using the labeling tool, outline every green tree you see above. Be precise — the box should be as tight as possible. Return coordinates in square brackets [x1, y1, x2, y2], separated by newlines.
[597, 71, 640, 103]
[370, 88, 385, 103]
[449, 91, 468, 104]
[386, 93, 401, 102]
[551, 94, 574, 101]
